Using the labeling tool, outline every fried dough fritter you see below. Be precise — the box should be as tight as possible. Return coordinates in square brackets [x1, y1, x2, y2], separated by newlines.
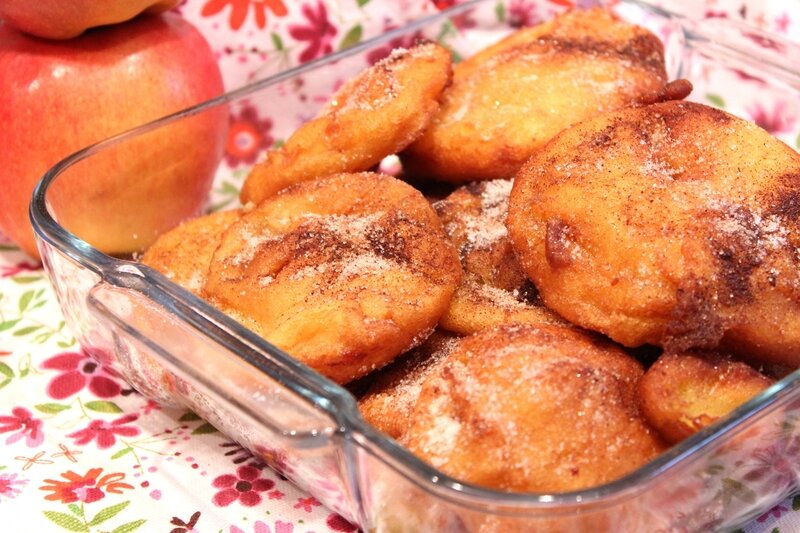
[433, 179, 566, 334]
[358, 330, 458, 440]
[402, 324, 665, 492]
[639, 352, 774, 444]
[240, 42, 453, 205]
[141, 209, 242, 295]
[205, 172, 461, 384]
[508, 100, 800, 367]
[401, 8, 668, 183]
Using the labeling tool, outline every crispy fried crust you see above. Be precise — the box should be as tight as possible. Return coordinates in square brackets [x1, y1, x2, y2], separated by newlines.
[141, 209, 242, 295]
[402, 324, 666, 492]
[402, 8, 668, 182]
[508, 100, 800, 366]
[240, 42, 453, 204]
[205, 172, 461, 384]
[638, 352, 773, 444]
[433, 179, 567, 334]
[358, 330, 458, 440]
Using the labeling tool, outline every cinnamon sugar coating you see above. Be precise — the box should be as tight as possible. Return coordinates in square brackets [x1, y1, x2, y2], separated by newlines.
[402, 8, 668, 182]
[358, 330, 458, 440]
[433, 179, 567, 334]
[206, 172, 461, 384]
[240, 42, 453, 204]
[508, 100, 800, 366]
[639, 352, 773, 444]
[402, 324, 666, 492]
[141, 209, 242, 295]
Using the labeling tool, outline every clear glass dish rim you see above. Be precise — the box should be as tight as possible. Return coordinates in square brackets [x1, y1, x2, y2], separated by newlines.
[29, 0, 800, 511]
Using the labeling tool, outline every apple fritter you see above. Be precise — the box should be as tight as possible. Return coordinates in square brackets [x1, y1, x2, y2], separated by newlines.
[401, 8, 669, 182]
[358, 330, 458, 440]
[433, 179, 567, 334]
[508, 100, 800, 367]
[141, 209, 241, 295]
[205, 172, 461, 384]
[240, 42, 453, 205]
[402, 324, 666, 492]
[638, 352, 774, 444]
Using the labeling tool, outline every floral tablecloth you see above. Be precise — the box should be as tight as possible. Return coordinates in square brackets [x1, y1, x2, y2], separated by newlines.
[3, 0, 800, 531]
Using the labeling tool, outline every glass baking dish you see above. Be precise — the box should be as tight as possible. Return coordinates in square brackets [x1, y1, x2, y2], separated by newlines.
[30, 0, 800, 530]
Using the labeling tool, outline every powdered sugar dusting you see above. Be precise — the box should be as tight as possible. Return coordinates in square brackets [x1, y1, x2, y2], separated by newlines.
[291, 263, 329, 281]
[286, 212, 404, 282]
[340, 252, 395, 278]
[313, 212, 384, 240]
[328, 49, 408, 114]
[185, 272, 204, 292]
[474, 283, 529, 310]
[382, 336, 457, 421]
[639, 156, 685, 180]
[705, 194, 790, 260]
[439, 179, 514, 255]
[418, 393, 462, 468]
[230, 224, 278, 267]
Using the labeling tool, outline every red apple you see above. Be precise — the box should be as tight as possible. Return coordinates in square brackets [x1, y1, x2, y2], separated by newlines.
[0, 13, 227, 258]
[0, 0, 180, 40]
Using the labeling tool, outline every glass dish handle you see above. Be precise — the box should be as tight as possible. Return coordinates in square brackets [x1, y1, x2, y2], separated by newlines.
[85, 279, 338, 447]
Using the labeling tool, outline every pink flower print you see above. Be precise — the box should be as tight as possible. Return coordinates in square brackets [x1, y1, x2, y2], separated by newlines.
[0, 407, 44, 447]
[42, 350, 121, 400]
[0, 473, 27, 501]
[40, 468, 132, 504]
[201, 0, 287, 30]
[744, 435, 800, 492]
[140, 399, 161, 415]
[288, 1, 337, 63]
[757, 504, 788, 522]
[431, 0, 476, 29]
[747, 100, 797, 134]
[327, 513, 358, 531]
[744, 31, 785, 52]
[273, 522, 293, 533]
[212, 465, 275, 507]
[732, 68, 765, 85]
[0, 260, 39, 278]
[366, 28, 425, 65]
[254, 444, 293, 478]
[293, 496, 321, 512]
[67, 414, 140, 449]
[508, 0, 541, 28]
[776, 13, 791, 34]
[231, 520, 292, 533]
[225, 105, 275, 166]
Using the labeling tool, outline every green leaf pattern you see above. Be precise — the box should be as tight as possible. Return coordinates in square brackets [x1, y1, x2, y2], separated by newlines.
[88, 501, 130, 526]
[84, 401, 123, 414]
[43, 511, 88, 532]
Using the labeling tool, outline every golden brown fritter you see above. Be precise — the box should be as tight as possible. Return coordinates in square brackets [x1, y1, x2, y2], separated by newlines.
[402, 324, 666, 492]
[508, 100, 800, 367]
[358, 330, 458, 440]
[205, 172, 461, 384]
[433, 179, 567, 334]
[141, 209, 241, 295]
[240, 42, 453, 205]
[638, 352, 774, 444]
[402, 8, 668, 182]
